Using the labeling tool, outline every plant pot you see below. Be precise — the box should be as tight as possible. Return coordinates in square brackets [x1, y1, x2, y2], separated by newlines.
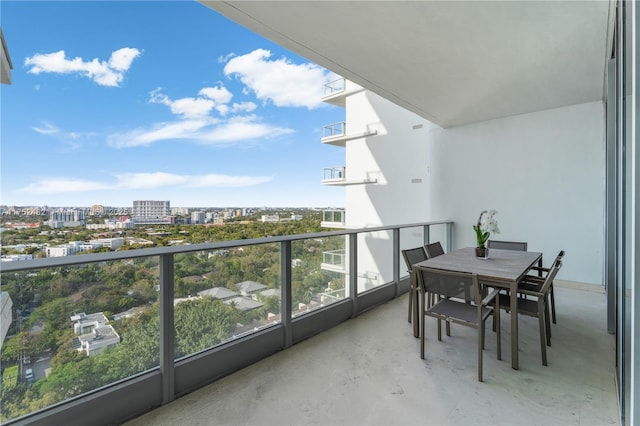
[475, 247, 489, 259]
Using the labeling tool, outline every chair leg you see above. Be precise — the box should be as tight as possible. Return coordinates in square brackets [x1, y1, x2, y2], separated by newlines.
[420, 294, 426, 359]
[550, 284, 557, 324]
[477, 326, 483, 382]
[445, 321, 451, 337]
[437, 319, 442, 341]
[538, 304, 548, 366]
[408, 276, 414, 323]
[544, 302, 552, 347]
[496, 304, 501, 361]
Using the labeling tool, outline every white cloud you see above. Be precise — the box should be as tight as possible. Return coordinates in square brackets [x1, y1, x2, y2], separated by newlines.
[24, 47, 141, 87]
[198, 115, 292, 143]
[107, 114, 292, 148]
[32, 122, 59, 135]
[199, 86, 233, 104]
[107, 118, 215, 148]
[150, 88, 216, 119]
[19, 172, 272, 194]
[31, 121, 95, 149]
[19, 178, 112, 194]
[223, 49, 330, 109]
[114, 172, 190, 189]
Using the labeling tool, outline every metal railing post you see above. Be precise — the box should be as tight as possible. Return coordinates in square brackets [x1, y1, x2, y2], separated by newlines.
[349, 233, 358, 317]
[393, 228, 400, 297]
[423, 224, 430, 246]
[281, 241, 293, 348]
[159, 253, 175, 404]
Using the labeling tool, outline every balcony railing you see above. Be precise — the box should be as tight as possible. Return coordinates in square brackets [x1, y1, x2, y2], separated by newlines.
[321, 209, 346, 228]
[322, 122, 346, 139]
[321, 167, 378, 186]
[321, 122, 379, 147]
[322, 77, 345, 97]
[321, 249, 346, 274]
[323, 166, 346, 181]
[0, 220, 451, 425]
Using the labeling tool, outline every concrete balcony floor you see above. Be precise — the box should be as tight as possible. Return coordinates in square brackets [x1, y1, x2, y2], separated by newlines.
[125, 282, 618, 426]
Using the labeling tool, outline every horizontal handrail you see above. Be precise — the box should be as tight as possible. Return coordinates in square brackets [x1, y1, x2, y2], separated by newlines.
[0, 221, 453, 273]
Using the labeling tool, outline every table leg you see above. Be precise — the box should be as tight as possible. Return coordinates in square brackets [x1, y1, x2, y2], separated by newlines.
[412, 271, 419, 338]
[511, 280, 519, 369]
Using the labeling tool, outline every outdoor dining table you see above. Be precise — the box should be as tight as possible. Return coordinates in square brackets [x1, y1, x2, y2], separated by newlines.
[412, 246, 543, 370]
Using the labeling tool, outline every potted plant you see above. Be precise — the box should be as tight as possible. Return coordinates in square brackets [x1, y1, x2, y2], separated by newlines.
[473, 210, 499, 258]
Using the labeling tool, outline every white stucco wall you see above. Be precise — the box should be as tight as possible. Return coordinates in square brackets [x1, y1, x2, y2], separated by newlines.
[343, 90, 605, 286]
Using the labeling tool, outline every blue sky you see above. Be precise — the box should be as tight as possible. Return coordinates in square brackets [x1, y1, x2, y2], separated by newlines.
[0, 1, 346, 208]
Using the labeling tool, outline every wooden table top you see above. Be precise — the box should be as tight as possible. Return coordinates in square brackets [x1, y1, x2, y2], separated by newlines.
[414, 247, 542, 285]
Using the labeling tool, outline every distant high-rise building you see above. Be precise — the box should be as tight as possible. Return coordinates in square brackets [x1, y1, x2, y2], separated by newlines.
[191, 211, 205, 224]
[48, 208, 85, 228]
[132, 200, 173, 225]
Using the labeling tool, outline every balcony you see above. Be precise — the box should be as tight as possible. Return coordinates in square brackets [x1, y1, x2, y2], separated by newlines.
[322, 167, 377, 186]
[321, 209, 346, 228]
[320, 249, 346, 273]
[0, 220, 619, 425]
[321, 122, 378, 147]
[1, 221, 455, 425]
[321, 77, 364, 107]
[124, 281, 617, 426]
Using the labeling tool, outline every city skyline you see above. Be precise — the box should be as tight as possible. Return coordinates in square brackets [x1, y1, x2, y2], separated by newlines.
[1, 1, 346, 208]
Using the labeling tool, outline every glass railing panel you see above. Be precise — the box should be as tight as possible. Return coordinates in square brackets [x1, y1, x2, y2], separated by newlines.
[296, 235, 346, 315]
[322, 209, 345, 225]
[323, 167, 345, 181]
[174, 243, 281, 359]
[357, 229, 392, 292]
[399, 226, 427, 279]
[425, 223, 450, 251]
[0, 256, 159, 423]
[322, 122, 346, 138]
[323, 77, 345, 96]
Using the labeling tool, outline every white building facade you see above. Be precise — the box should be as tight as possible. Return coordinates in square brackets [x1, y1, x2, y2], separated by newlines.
[132, 200, 173, 224]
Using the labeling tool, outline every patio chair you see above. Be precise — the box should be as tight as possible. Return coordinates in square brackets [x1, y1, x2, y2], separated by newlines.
[401, 247, 428, 323]
[498, 259, 562, 366]
[416, 267, 501, 382]
[424, 241, 445, 258]
[486, 240, 527, 300]
[487, 240, 528, 251]
[521, 250, 565, 324]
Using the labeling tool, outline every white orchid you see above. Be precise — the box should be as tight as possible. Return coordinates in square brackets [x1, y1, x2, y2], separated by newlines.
[473, 210, 500, 248]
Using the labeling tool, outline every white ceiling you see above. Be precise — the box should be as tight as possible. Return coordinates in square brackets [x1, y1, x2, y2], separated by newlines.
[200, 1, 614, 128]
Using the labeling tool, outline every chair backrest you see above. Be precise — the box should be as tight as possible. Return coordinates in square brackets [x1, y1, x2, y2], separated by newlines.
[424, 241, 445, 259]
[539, 259, 562, 294]
[487, 240, 528, 251]
[401, 247, 428, 273]
[417, 267, 480, 305]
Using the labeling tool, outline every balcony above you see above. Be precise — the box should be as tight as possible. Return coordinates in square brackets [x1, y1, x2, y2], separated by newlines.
[321, 167, 377, 186]
[321, 77, 364, 107]
[320, 249, 346, 273]
[320, 209, 346, 229]
[321, 122, 378, 147]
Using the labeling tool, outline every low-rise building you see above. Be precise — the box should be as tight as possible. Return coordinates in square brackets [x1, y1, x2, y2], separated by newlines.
[198, 287, 239, 301]
[0, 292, 13, 351]
[89, 237, 124, 250]
[70, 312, 120, 356]
[235, 281, 268, 297]
[260, 215, 279, 223]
